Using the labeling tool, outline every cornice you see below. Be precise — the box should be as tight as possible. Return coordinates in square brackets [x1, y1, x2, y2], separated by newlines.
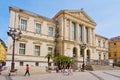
[7, 54, 46, 58]
[64, 12, 96, 26]
[22, 35, 55, 43]
[9, 6, 56, 24]
[95, 34, 108, 40]
[53, 10, 96, 26]
[96, 49, 108, 52]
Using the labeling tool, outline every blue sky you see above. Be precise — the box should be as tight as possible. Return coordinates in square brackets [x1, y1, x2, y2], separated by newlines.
[0, 0, 120, 46]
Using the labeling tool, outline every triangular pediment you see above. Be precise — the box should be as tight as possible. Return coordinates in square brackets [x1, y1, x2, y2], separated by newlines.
[65, 10, 96, 24]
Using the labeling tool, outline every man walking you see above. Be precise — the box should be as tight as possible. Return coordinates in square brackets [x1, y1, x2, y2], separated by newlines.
[24, 64, 30, 76]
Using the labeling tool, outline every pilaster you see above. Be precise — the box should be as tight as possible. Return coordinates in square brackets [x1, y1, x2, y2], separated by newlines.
[76, 23, 79, 41]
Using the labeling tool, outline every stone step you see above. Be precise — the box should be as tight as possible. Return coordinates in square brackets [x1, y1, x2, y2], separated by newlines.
[92, 65, 120, 71]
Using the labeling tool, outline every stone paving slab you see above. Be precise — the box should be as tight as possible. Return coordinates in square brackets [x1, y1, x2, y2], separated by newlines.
[10, 72, 99, 80]
[0, 75, 5, 80]
[1, 70, 120, 80]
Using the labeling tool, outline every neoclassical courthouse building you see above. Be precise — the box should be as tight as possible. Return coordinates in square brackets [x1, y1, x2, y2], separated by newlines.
[7, 6, 108, 68]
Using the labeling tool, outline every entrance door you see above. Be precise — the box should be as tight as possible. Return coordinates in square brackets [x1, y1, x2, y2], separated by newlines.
[73, 47, 77, 57]
[86, 50, 90, 61]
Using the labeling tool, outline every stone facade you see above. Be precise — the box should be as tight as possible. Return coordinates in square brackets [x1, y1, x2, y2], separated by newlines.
[7, 6, 109, 68]
[95, 34, 108, 60]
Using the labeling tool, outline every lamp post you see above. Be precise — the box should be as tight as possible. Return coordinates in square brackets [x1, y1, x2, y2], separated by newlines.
[81, 43, 86, 71]
[7, 28, 22, 72]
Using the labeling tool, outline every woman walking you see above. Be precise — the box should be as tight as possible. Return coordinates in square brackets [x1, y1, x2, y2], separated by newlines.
[24, 64, 30, 76]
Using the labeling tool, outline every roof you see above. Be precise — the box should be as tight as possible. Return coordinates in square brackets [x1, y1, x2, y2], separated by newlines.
[110, 36, 120, 41]
[95, 34, 108, 40]
[9, 6, 56, 23]
[0, 39, 7, 48]
[53, 9, 96, 26]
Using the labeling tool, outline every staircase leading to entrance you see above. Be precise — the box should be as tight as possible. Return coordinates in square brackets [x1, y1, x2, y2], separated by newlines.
[92, 65, 120, 71]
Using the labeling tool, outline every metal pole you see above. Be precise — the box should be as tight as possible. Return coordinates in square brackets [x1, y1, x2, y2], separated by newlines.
[11, 38, 15, 72]
[83, 49, 85, 71]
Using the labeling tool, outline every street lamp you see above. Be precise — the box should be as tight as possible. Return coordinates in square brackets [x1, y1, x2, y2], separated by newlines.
[7, 27, 22, 72]
[81, 43, 86, 71]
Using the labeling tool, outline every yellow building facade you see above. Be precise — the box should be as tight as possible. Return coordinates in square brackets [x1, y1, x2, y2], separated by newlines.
[0, 39, 6, 64]
[109, 36, 120, 62]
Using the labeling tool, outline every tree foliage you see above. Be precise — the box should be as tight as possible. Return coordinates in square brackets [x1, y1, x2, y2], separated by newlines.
[53, 55, 73, 69]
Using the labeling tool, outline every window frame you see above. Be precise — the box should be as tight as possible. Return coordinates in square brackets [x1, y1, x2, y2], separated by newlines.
[79, 25, 82, 41]
[19, 43, 26, 55]
[19, 19, 27, 31]
[35, 23, 41, 34]
[34, 45, 40, 56]
[71, 22, 76, 40]
[48, 27, 53, 37]
[48, 47, 53, 54]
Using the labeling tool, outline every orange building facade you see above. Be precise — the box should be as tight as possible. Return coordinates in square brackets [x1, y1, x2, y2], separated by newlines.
[109, 36, 120, 62]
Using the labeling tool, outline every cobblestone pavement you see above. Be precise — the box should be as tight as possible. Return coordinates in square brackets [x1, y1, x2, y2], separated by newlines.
[0, 70, 120, 80]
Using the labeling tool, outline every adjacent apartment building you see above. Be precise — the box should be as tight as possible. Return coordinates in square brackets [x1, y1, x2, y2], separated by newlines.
[7, 6, 108, 68]
[0, 39, 7, 66]
[109, 36, 120, 62]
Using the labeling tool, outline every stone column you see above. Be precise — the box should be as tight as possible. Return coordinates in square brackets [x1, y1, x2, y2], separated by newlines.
[92, 28, 95, 45]
[82, 25, 85, 43]
[89, 28, 92, 45]
[88, 27, 91, 44]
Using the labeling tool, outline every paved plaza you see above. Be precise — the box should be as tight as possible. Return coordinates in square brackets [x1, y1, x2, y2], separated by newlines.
[0, 70, 120, 80]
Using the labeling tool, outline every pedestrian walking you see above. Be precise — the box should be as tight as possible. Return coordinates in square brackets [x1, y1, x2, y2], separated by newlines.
[67, 63, 72, 75]
[62, 65, 65, 73]
[113, 63, 115, 68]
[56, 66, 59, 73]
[24, 64, 30, 76]
[78, 64, 81, 72]
[0, 66, 2, 75]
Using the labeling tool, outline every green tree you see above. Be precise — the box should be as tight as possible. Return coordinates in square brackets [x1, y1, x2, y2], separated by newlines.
[53, 55, 73, 69]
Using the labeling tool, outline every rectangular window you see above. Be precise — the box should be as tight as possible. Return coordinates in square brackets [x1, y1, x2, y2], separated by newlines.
[71, 22, 76, 40]
[20, 19, 27, 30]
[48, 47, 53, 54]
[103, 42, 105, 47]
[36, 23, 41, 33]
[34, 45, 40, 56]
[35, 62, 39, 66]
[98, 41, 101, 47]
[79, 25, 82, 41]
[48, 27, 53, 36]
[20, 61, 23, 66]
[85, 27, 88, 43]
[19, 43, 25, 55]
